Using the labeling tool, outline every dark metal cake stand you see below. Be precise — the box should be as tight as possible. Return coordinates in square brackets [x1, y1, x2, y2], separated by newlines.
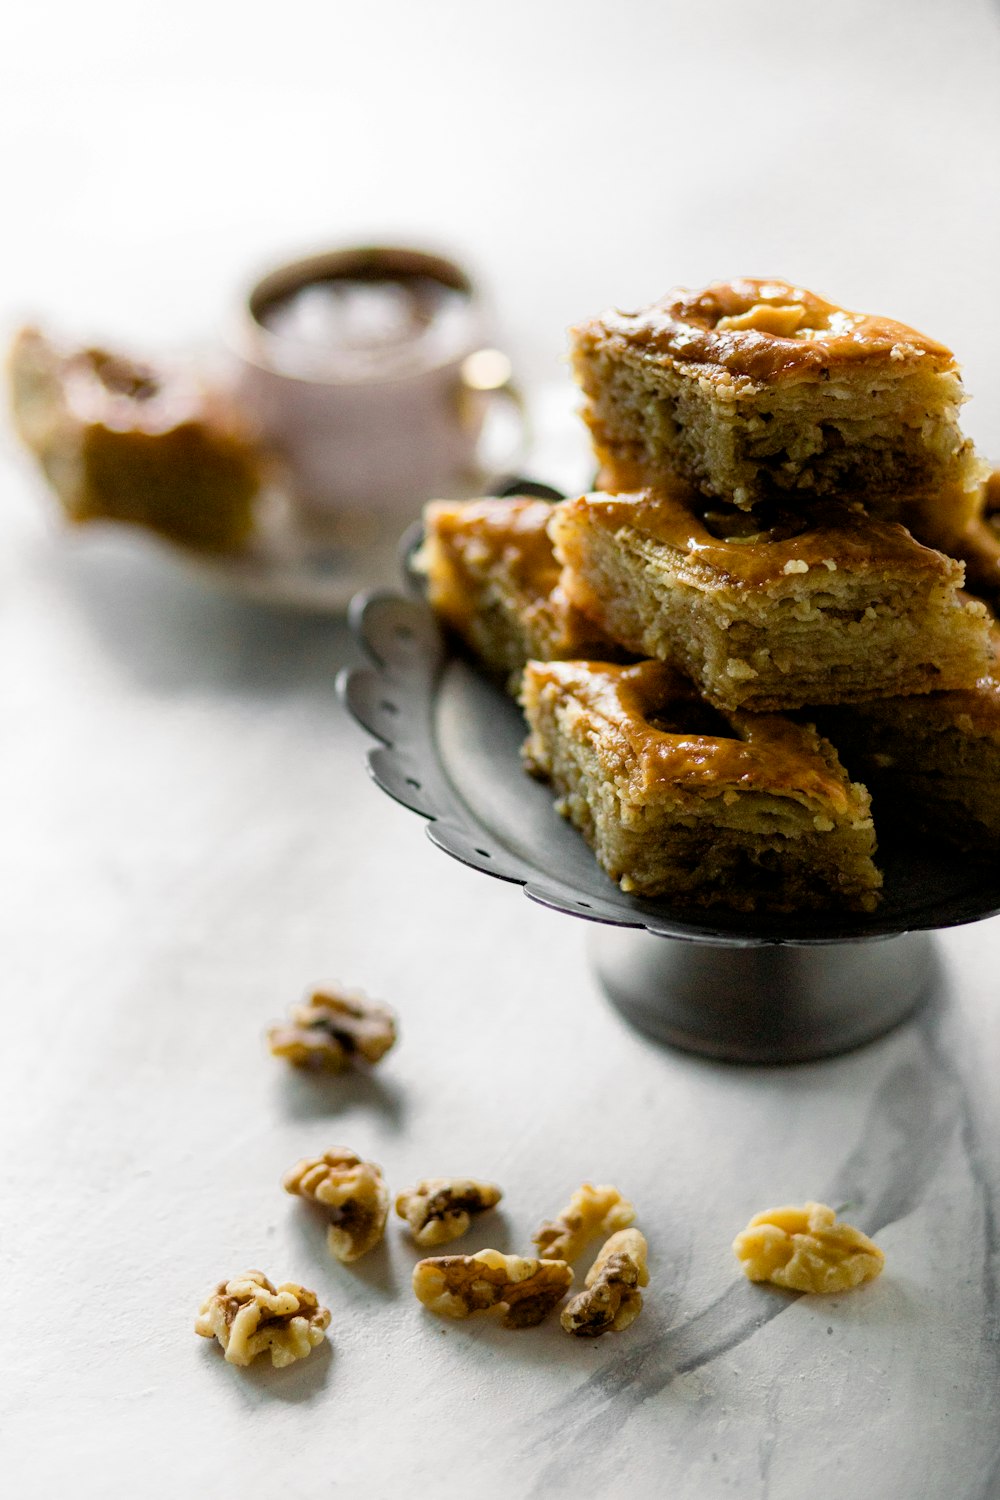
[337, 546, 1000, 1064]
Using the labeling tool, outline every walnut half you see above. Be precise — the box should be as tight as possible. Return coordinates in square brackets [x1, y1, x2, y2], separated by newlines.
[533, 1183, 635, 1263]
[412, 1249, 573, 1329]
[283, 1149, 389, 1262]
[267, 986, 397, 1072]
[195, 1271, 330, 1368]
[561, 1228, 649, 1337]
[733, 1201, 885, 1294]
[716, 302, 808, 337]
[395, 1178, 503, 1247]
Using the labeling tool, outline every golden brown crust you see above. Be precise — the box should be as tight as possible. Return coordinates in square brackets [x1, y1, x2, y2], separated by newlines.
[948, 467, 1000, 594]
[932, 626, 1000, 730]
[8, 326, 261, 551]
[523, 659, 861, 811]
[558, 487, 961, 590]
[521, 657, 881, 910]
[549, 489, 992, 713]
[816, 626, 1000, 850]
[423, 497, 565, 628]
[420, 495, 619, 674]
[574, 278, 955, 386]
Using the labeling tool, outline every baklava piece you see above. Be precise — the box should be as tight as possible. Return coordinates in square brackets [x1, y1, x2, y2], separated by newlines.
[570, 278, 981, 528]
[549, 489, 992, 712]
[948, 466, 1000, 596]
[520, 658, 881, 912]
[419, 496, 618, 681]
[819, 631, 1000, 851]
[8, 326, 261, 551]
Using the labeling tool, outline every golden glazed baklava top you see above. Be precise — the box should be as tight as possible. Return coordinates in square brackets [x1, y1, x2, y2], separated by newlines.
[554, 489, 965, 590]
[573, 278, 956, 385]
[422, 496, 563, 632]
[527, 658, 861, 810]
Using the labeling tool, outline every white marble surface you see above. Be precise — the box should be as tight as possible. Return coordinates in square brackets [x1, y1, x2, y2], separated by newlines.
[3, 2, 1000, 1496]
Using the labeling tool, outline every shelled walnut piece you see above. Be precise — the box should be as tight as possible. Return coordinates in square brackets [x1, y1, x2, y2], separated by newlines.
[395, 1177, 503, 1247]
[412, 1249, 573, 1328]
[561, 1228, 649, 1337]
[195, 1271, 330, 1368]
[733, 1202, 885, 1293]
[267, 987, 397, 1072]
[533, 1183, 635, 1263]
[283, 1149, 389, 1262]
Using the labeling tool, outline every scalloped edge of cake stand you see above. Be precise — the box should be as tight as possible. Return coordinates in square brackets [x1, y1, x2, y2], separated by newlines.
[337, 588, 997, 1059]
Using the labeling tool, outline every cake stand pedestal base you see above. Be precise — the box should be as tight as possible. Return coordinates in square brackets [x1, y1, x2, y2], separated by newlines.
[590, 927, 938, 1063]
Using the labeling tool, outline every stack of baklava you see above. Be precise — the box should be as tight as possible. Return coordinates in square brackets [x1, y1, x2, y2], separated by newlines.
[421, 279, 1000, 913]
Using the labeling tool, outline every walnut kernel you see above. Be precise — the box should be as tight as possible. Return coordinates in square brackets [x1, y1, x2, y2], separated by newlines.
[194, 1271, 330, 1368]
[733, 1201, 885, 1294]
[412, 1249, 573, 1329]
[267, 986, 397, 1072]
[716, 302, 807, 337]
[283, 1148, 389, 1262]
[395, 1177, 503, 1247]
[533, 1183, 635, 1263]
[561, 1228, 649, 1337]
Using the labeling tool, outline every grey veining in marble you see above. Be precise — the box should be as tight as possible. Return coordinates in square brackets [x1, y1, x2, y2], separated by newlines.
[524, 993, 1000, 1499]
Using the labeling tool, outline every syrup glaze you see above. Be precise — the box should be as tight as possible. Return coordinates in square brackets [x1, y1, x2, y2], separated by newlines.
[556, 488, 959, 589]
[576, 278, 955, 383]
[528, 658, 858, 806]
[424, 497, 563, 623]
